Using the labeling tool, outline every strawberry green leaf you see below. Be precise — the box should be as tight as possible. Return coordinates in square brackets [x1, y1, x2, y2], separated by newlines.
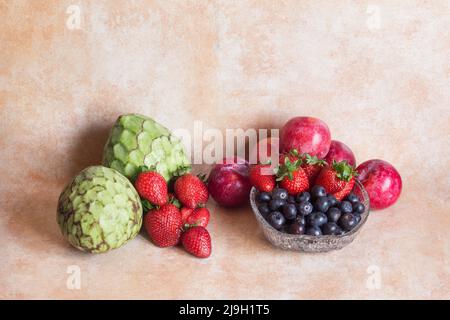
[141, 199, 157, 212]
[276, 157, 301, 181]
[284, 157, 290, 166]
[183, 222, 199, 231]
[169, 197, 181, 209]
[303, 153, 327, 166]
[172, 165, 192, 179]
[332, 160, 357, 182]
[196, 173, 208, 183]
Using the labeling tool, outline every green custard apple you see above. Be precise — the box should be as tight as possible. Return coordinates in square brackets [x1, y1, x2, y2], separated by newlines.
[102, 114, 191, 181]
[57, 166, 143, 253]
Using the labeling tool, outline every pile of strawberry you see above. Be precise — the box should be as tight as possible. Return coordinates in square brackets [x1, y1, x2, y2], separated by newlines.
[250, 149, 356, 200]
[134, 170, 211, 258]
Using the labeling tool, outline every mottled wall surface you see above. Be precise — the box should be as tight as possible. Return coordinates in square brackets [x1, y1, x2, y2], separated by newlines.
[0, 1, 449, 299]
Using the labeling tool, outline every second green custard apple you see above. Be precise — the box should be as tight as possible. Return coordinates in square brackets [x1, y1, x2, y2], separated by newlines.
[57, 166, 143, 253]
[102, 114, 191, 181]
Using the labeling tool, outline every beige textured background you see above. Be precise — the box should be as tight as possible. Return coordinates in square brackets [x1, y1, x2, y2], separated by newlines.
[1, 0, 449, 299]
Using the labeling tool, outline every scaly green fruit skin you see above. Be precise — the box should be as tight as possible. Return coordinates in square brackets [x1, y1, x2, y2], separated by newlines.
[102, 114, 191, 181]
[57, 166, 143, 253]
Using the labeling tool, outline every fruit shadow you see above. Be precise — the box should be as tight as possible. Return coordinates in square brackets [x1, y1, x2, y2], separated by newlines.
[64, 122, 112, 179]
[9, 122, 113, 254]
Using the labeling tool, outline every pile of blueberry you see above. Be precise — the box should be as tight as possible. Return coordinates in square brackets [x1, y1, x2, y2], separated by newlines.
[256, 185, 366, 236]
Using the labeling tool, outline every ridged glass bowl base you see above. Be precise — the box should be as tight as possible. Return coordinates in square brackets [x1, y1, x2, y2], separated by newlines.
[250, 180, 370, 253]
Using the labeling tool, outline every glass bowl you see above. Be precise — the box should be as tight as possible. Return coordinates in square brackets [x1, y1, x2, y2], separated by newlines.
[250, 180, 370, 253]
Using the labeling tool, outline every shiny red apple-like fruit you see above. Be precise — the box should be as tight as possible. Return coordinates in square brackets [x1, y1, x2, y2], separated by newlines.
[208, 157, 252, 207]
[356, 159, 402, 210]
[280, 117, 331, 158]
[324, 140, 356, 166]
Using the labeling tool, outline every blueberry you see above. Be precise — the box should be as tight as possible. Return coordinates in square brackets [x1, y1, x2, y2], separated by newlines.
[338, 213, 357, 231]
[321, 222, 340, 235]
[287, 195, 296, 204]
[272, 188, 288, 200]
[306, 212, 328, 227]
[268, 211, 286, 230]
[282, 203, 297, 220]
[295, 215, 306, 226]
[354, 214, 361, 224]
[326, 207, 342, 223]
[257, 203, 271, 217]
[296, 201, 313, 216]
[305, 226, 322, 236]
[353, 202, 365, 214]
[340, 201, 353, 214]
[311, 185, 327, 198]
[346, 193, 360, 204]
[289, 222, 305, 235]
[314, 196, 331, 213]
[296, 191, 311, 203]
[257, 192, 271, 202]
[327, 195, 338, 207]
[269, 199, 285, 211]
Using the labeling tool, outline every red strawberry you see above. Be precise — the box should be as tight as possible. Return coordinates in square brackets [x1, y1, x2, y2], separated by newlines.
[181, 226, 211, 258]
[249, 164, 276, 192]
[144, 204, 182, 247]
[185, 207, 210, 228]
[333, 178, 356, 201]
[300, 153, 327, 185]
[276, 157, 309, 195]
[180, 207, 194, 224]
[315, 161, 357, 200]
[174, 174, 209, 209]
[134, 171, 168, 206]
